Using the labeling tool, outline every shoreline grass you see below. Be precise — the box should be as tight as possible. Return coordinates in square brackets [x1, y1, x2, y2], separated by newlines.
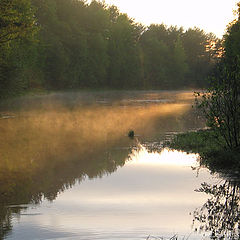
[168, 129, 240, 171]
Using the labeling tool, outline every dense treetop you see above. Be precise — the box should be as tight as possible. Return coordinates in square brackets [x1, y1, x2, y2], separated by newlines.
[0, 0, 223, 98]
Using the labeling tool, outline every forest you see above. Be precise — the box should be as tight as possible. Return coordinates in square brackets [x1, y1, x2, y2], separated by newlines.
[0, 0, 221, 98]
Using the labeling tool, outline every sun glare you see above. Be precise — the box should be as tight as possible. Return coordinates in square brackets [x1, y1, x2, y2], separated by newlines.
[128, 144, 199, 167]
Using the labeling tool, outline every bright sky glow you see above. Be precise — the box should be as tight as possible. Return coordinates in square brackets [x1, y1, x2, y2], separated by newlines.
[128, 144, 199, 167]
[104, 0, 239, 37]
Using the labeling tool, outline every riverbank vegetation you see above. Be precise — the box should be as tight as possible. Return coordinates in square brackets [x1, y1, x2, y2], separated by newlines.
[1, 0, 239, 165]
[170, 3, 240, 170]
[169, 130, 240, 170]
[0, 0, 220, 99]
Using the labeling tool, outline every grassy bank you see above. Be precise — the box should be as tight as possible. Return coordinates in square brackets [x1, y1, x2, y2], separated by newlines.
[168, 129, 240, 171]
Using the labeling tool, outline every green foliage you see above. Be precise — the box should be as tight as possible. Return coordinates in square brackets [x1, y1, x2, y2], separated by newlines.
[140, 24, 170, 88]
[0, 0, 39, 98]
[172, 37, 189, 84]
[169, 3, 240, 170]
[224, 3, 240, 61]
[0, 0, 37, 44]
[195, 7, 240, 150]
[182, 28, 217, 87]
[139, 25, 216, 89]
[169, 129, 240, 170]
[196, 61, 240, 150]
[169, 130, 222, 154]
[108, 13, 142, 88]
[0, 0, 219, 97]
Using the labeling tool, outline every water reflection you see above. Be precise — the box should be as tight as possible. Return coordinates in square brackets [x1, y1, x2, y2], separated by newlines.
[0, 148, 129, 239]
[129, 143, 199, 167]
[0, 91, 200, 204]
[0, 91, 208, 239]
[0, 102, 191, 173]
[1, 144, 213, 240]
[193, 175, 240, 239]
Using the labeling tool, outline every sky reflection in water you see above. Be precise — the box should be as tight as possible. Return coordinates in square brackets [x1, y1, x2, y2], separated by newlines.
[6, 144, 215, 240]
[0, 91, 216, 240]
[128, 144, 199, 167]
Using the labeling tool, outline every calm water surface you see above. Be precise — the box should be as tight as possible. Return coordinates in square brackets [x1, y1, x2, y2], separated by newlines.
[0, 91, 236, 240]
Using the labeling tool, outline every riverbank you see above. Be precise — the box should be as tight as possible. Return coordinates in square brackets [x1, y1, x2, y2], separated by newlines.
[168, 129, 240, 171]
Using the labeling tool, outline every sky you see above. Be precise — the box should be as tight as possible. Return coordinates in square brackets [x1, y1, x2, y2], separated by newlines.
[103, 0, 239, 37]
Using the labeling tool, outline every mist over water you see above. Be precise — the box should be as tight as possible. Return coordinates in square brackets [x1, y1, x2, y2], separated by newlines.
[0, 91, 199, 172]
[0, 90, 220, 240]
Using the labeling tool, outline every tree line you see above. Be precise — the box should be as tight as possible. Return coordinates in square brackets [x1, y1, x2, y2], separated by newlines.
[195, 2, 240, 153]
[0, 0, 220, 98]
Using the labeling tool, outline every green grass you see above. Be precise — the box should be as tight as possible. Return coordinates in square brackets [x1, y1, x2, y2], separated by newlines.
[168, 129, 240, 171]
[168, 129, 220, 153]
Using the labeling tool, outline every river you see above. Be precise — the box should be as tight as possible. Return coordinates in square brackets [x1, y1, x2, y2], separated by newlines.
[0, 90, 239, 240]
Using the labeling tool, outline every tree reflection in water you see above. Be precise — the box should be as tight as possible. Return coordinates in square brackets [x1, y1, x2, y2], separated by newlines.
[0, 147, 130, 239]
[193, 176, 240, 239]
